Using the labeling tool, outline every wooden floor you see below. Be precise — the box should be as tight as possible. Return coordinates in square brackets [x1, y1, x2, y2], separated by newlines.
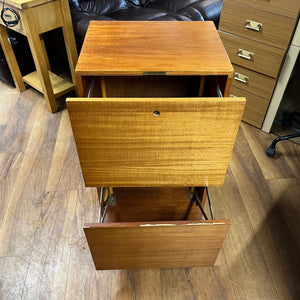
[0, 81, 299, 299]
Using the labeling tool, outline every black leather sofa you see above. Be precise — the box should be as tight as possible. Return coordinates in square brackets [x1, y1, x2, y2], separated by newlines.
[0, 0, 222, 86]
[69, 0, 222, 46]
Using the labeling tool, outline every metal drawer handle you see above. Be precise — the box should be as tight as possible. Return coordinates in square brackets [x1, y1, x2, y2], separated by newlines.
[245, 20, 263, 32]
[234, 72, 249, 84]
[238, 49, 254, 60]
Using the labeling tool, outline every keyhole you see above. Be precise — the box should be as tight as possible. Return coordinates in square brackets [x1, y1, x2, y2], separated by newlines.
[153, 111, 160, 117]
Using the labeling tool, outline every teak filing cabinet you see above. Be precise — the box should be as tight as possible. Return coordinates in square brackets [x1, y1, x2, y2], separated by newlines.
[67, 21, 246, 270]
[219, 0, 300, 128]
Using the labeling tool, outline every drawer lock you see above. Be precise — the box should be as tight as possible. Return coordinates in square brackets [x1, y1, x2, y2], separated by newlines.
[234, 72, 249, 84]
[245, 20, 263, 32]
[238, 49, 254, 61]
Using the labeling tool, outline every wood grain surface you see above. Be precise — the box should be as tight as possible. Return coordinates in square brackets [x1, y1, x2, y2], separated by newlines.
[0, 25, 26, 91]
[1, 80, 300, 298]
[230, 86, 270, 128]
[84, 220, 230, 270]
[75, 21, 234, 76]
[219, 31, 285, 78]
[231, 64, 276, 100]
[67, 97, 246, 187]
[219, 1, 297, 50]
[1, 0, 55, 9]
[226, 0, 299, 19]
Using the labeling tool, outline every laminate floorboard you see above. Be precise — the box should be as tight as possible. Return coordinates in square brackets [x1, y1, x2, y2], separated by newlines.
[0, 81, 299, 299]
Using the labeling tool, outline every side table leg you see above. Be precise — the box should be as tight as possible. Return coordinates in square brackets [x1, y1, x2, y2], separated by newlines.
[0, 25, 26, 92]
[22, 9, 57, 113]
[60, 0, 78, 92]
[26, 32, 58, 113]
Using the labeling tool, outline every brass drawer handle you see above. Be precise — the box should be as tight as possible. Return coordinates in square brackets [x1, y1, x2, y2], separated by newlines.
[238, 49, 254, 60]
[245, 20, 263, 32]
[234, 72, 249, 84]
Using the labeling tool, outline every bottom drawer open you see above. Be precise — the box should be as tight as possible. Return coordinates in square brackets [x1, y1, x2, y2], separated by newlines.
[84, 187, 230, 270]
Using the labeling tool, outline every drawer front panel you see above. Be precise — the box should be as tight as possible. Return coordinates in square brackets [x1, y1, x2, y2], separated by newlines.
[0, 6, 24, 35]
[226, 0, 300, 20]
[84, 187, 230, 270]
[84, 220, 230, 270]
[219, 31, 285, 78]
[232, 64, 276, 99]
[219, 2, 296, 49]
[230, 86, 270, 128]
[67, 97, 246, 187]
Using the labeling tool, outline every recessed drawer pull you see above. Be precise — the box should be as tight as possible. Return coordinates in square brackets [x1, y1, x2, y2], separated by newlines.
[234, 72, 249, 84]
[245, 20, 263, 32]
[237, 49, 254, 60]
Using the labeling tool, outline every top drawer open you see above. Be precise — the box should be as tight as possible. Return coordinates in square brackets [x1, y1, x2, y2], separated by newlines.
[67, 95, 245, 188]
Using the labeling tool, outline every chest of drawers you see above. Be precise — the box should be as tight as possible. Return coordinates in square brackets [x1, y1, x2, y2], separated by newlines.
[219, 0, 299, 128]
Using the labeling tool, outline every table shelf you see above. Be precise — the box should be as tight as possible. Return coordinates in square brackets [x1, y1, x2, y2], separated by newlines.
[23, 71, 75, 97]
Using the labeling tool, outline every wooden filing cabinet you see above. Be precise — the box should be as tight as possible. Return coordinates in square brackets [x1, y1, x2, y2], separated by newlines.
[67, 21, 246, 270]
[219, 0, 299, 128]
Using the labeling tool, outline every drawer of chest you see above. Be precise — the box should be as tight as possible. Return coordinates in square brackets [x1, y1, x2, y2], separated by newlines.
[219, 2, 296, 49]
[230, 86, 269, 128]
[219, 31, 285, 78]
[224, 0, 299, 20]
[232, 64, 276, 99]
[0, 5, 24, 35]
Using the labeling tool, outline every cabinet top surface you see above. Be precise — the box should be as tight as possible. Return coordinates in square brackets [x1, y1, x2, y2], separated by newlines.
[76, 21, 233, 76]
[0, 0, 54, 9]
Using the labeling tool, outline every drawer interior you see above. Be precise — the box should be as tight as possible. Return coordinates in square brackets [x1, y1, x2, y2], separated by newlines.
[97, 187, 205, 223]
[78, 75, 230, 98]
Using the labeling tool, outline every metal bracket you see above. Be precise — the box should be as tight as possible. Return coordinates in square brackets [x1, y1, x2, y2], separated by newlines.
[88, 77, 95, 98]
[234, 72, 249, 84]
[237, 49, 254, 61]
[98, 187, 116, 223]
[215, 78, 223, 98]
[245, 20, 263, 32]
[143, 71, 166, 76]
[189, 187, 214, 220]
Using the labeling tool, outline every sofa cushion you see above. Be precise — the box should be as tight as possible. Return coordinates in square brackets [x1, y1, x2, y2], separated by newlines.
[147, 0, 201, 12]
[147, 0, 221, 23]
[69, 0, 223, 49]
[107, 7, 168, 20]
[177, 6, 205, 21]
[126, 0, 154, 7]
[72, 11, 113, 45]
[78, 0, 128, 15]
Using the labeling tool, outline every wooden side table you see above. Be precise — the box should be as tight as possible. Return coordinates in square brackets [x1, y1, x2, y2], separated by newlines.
[67, 21, 246, 270]
[0, 0, 78, 113]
